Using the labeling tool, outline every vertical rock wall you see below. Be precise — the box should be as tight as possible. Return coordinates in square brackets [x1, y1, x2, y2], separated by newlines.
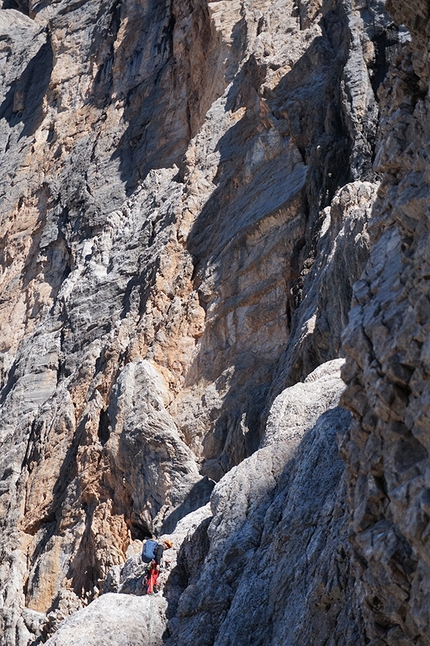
[341, 1, 430, 643]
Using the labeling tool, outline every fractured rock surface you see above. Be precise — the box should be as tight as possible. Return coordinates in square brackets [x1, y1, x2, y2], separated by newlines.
[341, 0, 430, 643]
[165, 360, 360, 646]
[0, 0, 416, 645]
[53, 361, 361, 646]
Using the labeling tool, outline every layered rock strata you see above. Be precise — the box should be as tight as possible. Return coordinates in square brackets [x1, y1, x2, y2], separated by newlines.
[0, 0, 404, 644]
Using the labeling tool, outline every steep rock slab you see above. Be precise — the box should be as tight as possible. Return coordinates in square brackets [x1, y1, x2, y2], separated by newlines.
[168, 0, 397, 478]
[341, 1, 430, 643]
[269, 180, 375, 392]
[166, 361, 364, 646]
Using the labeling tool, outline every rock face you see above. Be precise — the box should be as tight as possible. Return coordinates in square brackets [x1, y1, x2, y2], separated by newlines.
[166, 360, 361, 646]
[340, 1, 430, 644]
[44, 593, 168, 646]
[101, 361, 363, 646]
[0, 0, 424, 645]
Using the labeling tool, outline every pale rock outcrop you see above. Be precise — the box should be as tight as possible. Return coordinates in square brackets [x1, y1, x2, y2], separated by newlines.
[44, 593, 168, 646]
[105, 360, 214, 535]
[166, 360, 361, 646]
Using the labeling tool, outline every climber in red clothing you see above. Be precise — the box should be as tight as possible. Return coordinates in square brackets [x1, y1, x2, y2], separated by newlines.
[142, 538, 173, 594]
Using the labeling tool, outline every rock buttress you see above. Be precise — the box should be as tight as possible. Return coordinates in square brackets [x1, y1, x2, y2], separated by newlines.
[341, 1, 430, 643]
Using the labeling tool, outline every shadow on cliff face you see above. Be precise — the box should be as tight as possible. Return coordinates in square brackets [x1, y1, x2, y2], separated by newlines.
[0, 34, 53, 139]
[2, 0, 30, 14]
[183, 9, 354, 477]
[163, 513, 212, 626]
[160, 477, 215, 535]
[183, 1, 401, 479]
[162, 404, 358, 645]
[186, 4, 354, 262]
[86, 0, 243, 194]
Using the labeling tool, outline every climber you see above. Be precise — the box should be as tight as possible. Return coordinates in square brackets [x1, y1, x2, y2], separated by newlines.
[141, 538, 173, 594]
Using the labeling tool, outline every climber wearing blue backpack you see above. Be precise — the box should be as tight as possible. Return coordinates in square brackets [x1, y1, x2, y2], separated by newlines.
[141, 538, 173, 594]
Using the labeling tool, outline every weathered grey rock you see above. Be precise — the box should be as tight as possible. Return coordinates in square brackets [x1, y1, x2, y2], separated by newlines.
[105, 360, 215, 535]
[44, 593, 167, 646]
[341, 1, 430, 643]
[0, 0, 407, 644]
[38, 361, 361, 646]
[269, 181, 376, 392]
[165, 361, 364, 646]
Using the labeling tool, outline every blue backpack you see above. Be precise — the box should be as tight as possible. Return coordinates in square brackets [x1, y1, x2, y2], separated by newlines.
[142, 539, 158, 563]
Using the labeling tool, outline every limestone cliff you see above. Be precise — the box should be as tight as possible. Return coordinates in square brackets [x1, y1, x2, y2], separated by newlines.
[341, 1, 430, 643]
[0, 0, 424, 645]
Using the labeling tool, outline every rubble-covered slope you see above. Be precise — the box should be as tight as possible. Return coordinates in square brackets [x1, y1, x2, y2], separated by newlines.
[0, 0, 422, 645]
